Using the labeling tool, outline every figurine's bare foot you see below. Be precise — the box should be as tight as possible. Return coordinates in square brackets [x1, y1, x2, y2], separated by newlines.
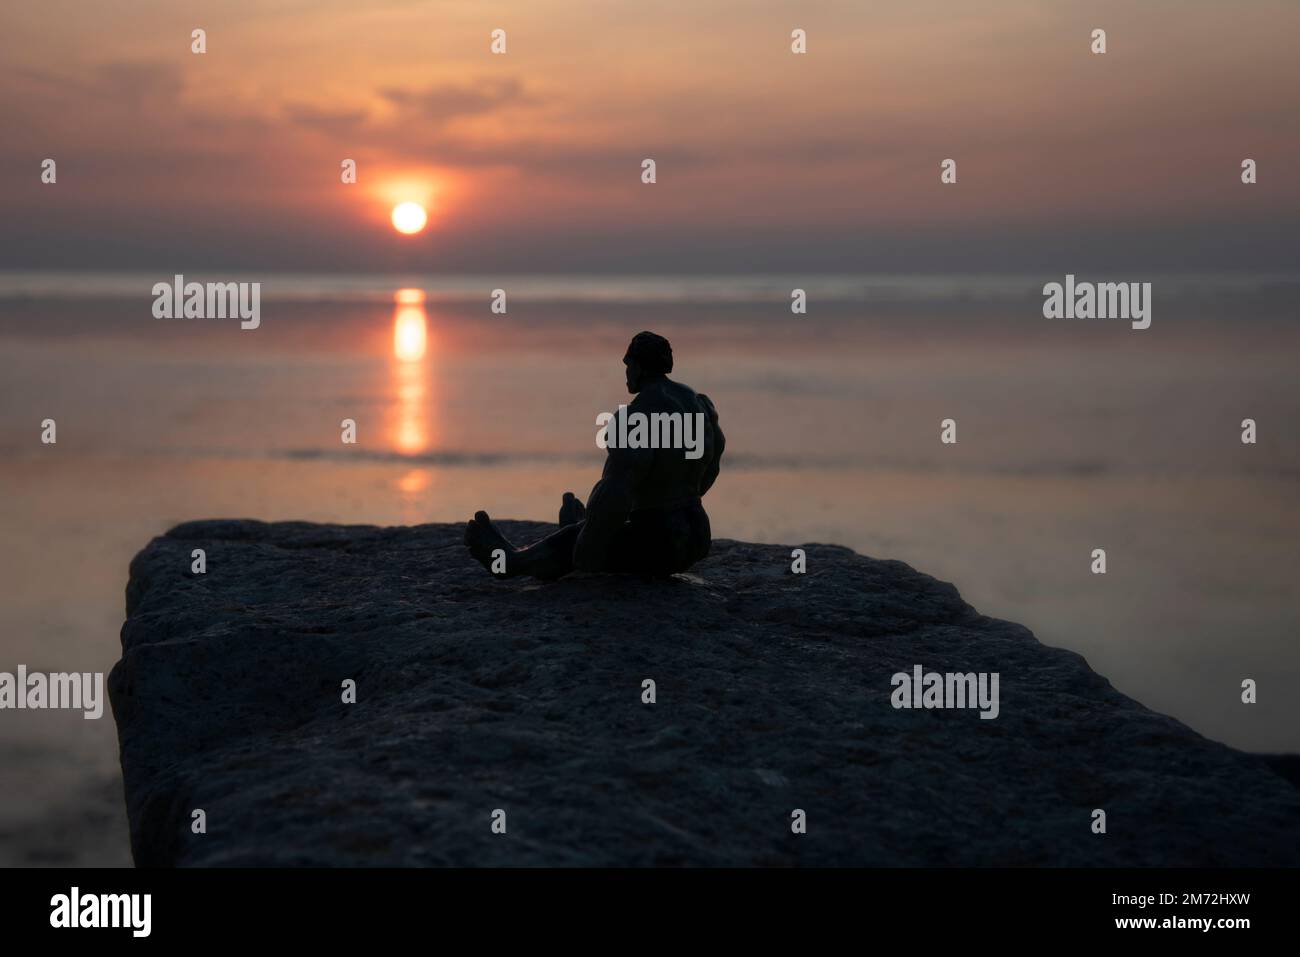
[559, 492, 586, 525]
[464, 510, 514, 577]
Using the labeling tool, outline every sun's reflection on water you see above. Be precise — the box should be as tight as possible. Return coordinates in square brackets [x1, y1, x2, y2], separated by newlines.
[389, 289, 433, 456]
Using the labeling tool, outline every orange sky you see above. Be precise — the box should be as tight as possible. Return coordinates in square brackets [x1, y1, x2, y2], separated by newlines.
[2, 0, 1297, 271]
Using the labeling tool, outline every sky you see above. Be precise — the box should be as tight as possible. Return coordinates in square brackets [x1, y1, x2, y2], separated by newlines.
[1, 0, 1298, 273]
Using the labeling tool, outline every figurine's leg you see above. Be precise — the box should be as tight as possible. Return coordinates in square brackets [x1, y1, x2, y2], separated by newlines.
[465, 511, 582, 580]
[599, 504, 711, 575]
[466, 504, 710, 579]
[559, 492, 586, 525]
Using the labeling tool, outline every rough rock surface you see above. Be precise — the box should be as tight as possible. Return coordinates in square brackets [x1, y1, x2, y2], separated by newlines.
[110, 519, 1300, 866]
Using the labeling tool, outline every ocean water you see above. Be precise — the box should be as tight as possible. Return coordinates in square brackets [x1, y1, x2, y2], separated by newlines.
[1, 272, 1298, 866]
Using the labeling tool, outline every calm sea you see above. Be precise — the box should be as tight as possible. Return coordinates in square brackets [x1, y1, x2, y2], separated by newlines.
[1, 272, 1298, 865]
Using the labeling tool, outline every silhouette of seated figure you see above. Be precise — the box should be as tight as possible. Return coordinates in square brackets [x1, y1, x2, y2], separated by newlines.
[465, 331, 724, 579]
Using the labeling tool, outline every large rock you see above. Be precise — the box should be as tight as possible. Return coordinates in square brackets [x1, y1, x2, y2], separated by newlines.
[109, 519, 1300, 866]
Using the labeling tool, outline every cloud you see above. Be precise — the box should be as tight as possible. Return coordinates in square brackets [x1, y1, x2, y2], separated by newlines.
[92, 61, 187, 112]
[379, 77, 537, 123]
[283, 103, 371, 138]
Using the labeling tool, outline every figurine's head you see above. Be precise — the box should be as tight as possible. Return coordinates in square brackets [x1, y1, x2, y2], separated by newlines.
[623, 331, 673, 394]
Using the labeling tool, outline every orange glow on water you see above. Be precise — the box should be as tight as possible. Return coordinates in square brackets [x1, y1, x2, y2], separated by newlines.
[398, 469, 431, 493]
[388, 292, 435, 456]
[393, 305, 427, 362]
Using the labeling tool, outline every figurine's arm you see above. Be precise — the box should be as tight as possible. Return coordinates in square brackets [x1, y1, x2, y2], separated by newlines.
[697, 393, 724, 497]
[573, 422, 653, 572]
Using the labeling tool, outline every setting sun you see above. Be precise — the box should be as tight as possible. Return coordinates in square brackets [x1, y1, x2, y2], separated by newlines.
[391, 202, 428, 235]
